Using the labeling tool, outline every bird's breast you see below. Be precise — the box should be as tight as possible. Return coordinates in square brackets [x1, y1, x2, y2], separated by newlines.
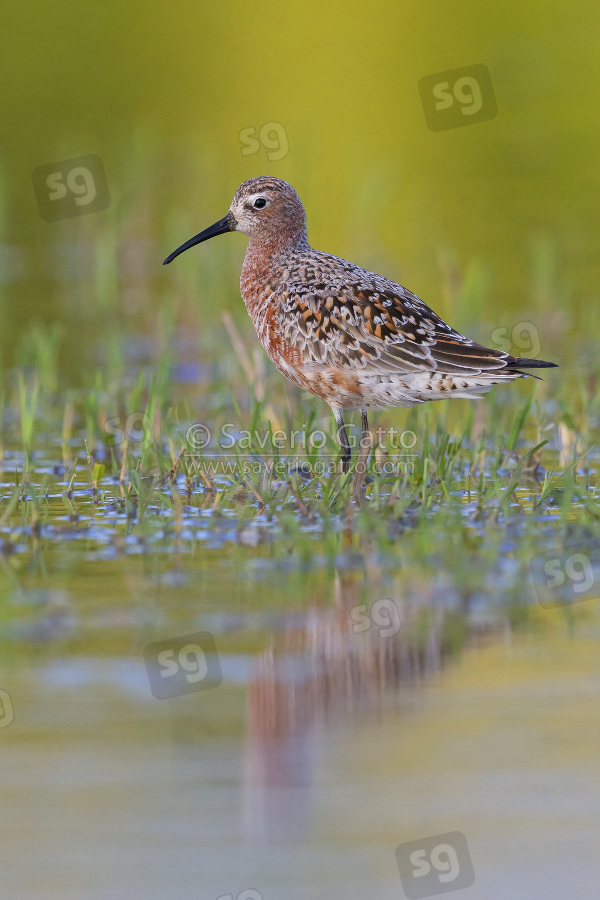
[240, 267, 303, 374]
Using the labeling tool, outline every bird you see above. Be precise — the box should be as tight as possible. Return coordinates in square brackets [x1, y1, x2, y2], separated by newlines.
[164, 177, 557, 473]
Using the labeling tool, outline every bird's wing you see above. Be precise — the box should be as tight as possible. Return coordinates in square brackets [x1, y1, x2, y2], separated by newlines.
[277, 262, 512, 377]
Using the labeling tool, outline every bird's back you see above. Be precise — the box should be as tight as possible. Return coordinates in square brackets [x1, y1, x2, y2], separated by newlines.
[240, 244, 556, 410]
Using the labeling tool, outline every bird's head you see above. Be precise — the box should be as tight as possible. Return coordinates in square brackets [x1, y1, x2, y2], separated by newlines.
[163, 176, 307, 265]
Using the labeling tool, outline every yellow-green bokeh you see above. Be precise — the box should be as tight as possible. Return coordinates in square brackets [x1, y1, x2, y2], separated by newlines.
[2, 0, 599, 366]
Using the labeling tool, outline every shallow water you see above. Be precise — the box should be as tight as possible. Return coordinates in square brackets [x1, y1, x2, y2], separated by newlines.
[1, 447, 600, 899]
[0, 349, 598, 899]
[2, 592, 599, 900]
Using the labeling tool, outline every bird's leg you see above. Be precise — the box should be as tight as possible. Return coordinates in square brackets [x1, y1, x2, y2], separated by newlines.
[352, 408, 372, 502]
[361, 409, 369, 440]
[357, 408, 371, 468]
[333, 408, 351, 473]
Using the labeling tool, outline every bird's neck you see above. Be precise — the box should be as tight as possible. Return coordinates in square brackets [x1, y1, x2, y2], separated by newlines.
[241, 232, 311, 303]
[247, 225, 310, 260]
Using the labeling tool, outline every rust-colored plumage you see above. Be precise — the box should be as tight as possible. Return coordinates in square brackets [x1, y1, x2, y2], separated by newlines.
[164, 177, 557, 471]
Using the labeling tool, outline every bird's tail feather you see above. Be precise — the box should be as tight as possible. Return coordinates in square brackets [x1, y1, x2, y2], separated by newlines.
[506, 356, 558, 370]
[505, 356, 558, 379]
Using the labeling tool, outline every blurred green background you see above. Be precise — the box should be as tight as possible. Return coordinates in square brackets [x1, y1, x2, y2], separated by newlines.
[2, 0, 599, 374]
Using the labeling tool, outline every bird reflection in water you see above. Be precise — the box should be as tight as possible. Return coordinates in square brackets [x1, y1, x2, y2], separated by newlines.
[242, 544, 457, 841]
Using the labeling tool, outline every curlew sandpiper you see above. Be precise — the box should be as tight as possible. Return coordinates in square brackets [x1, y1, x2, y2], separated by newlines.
[164, 177, 557, 472]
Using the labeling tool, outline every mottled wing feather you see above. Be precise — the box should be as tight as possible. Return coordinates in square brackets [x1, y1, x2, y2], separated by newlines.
[277, 254, 512, 377]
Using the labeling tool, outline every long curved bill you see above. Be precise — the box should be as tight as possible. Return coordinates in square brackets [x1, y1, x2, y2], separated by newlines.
[163, 212, 234, 265]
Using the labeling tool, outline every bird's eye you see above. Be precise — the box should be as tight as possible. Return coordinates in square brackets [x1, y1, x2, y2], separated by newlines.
[253, 198, 267, 209]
